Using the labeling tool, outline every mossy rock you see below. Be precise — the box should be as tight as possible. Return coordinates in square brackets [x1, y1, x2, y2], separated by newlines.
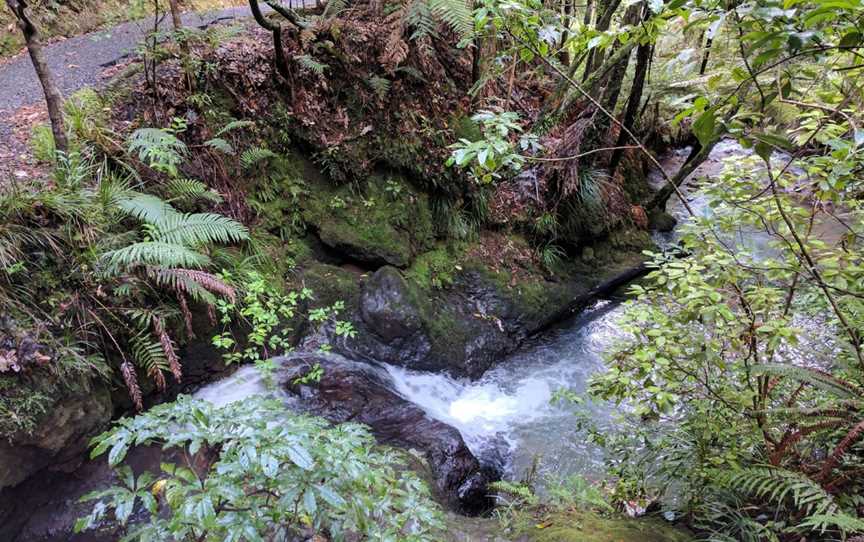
[527, 511, 691, 542]
[297, 262, 363, 311]
[302, 173, 434, 268]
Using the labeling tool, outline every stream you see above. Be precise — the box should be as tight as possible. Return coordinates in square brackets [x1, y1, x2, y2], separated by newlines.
[195, 300, 628, 485]
[195, 138, 844, 490]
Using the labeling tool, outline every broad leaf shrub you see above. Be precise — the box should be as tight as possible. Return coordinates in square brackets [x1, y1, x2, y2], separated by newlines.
[77, 395, 444, 541]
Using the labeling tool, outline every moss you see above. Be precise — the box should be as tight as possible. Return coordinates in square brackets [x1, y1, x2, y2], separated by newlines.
[302, 173, 435, 267]
[405, 244, 467, 290]
[525, 511, 691, 542]
[297, 262, 362, 311]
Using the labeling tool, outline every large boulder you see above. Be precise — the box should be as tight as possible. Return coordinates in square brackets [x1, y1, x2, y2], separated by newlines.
[280, 352, 498, 513]
[302, 174, 435, 268]
[326, 264, 571, 379]
[0, 384, 112, 490]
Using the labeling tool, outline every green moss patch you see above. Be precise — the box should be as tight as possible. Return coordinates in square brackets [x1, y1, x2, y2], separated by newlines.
[301, 173, 434, 268]
[527, 511, 691, 542]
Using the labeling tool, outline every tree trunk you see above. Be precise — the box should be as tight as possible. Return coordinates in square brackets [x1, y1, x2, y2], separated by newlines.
[558, 0, 573, 65]
[168, 0, 183, 30]
[582, 0, 622, 82]
[699, 37, 713, 75]
[249, 0, 292, 82]
[609, 39, 651, 174]
[598, 2, 641, 112]
[6, 0, 68, 153]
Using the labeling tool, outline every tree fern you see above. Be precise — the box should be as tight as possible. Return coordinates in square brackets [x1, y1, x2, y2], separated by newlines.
[102, 242, 212, 271]
[752, 363, 862, 399]
[148, 212, 249, 246]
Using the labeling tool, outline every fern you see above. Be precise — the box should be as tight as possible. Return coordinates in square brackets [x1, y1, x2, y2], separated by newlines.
[724, 467, 838, 516]
[240, 147, 277, 169]
[215, 120, 255, 137]
[117, 193, 175, 224]
[102, 242, 212, 271]
[127, 128, 187, 176]
[428, 0, 473, 40]
[295, 54, 329, 75]
[204, 137, 235, 155]
[798, 512, 864, 535]
[130, 332, 169, 391]
[165, 179, 223, 205]
[753, 363, 863, 399]
[367, 75, 391, 99]
[149, 212, 249, 246]
[406, 0, 436, 40]
[323, 0, 350, 18]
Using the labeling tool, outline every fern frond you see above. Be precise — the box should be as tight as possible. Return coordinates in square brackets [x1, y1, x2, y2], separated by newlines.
[127, 128, 187, 173]
[117, 193, 175, 224]
[147, 267, 235, 303]
[120, 360, 144, 410]
[165, 178, 223, 205]
[753, 364, 862, 399]
[428, 0, 473, 39]
[130, 333, 169, 391]
[102, 242, 212, 271]
[152, 316, 181, 382]
[204, 137, 235, 155]
[406, 0, 436, 40]
[151, 212, 249, 246]
[295, 54, 329, 75]
[367, 75, 391, 99]
[215, 120, 255, 137]
[323, 0, 349, 18]
[240, 147, 277, 169]
[724, 467, 837, 516]
[798, 512, 864, 535]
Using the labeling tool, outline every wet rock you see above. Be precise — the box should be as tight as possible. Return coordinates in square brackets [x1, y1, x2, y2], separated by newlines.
[648, 209, 677, 232]
[0, 383, 112, 490]
[280, 352, 499, 513]
[360, 266, 423, 342]
[324, 264, 593, 379]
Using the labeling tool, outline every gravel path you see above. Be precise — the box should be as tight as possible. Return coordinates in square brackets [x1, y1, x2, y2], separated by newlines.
[0, 7, 258, 116]
[0, 3, 310, 172]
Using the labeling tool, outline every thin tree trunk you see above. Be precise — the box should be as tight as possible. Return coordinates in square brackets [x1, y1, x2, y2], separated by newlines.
[609, 39, 651, 173]
[249, 0, 292, 82]
[699, 37, 713, 75]
[582, 0, 622, 82]
[168, 0, 183, 30]
[6, 0, 68, 153]
[598, 2, 641, 112]
[558, 0, 573, 65]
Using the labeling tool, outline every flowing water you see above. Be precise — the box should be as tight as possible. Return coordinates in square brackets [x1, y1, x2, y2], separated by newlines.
[193, 299, 628, 483]
[384, 301, 625, 481]
[192, 140, 847, 488]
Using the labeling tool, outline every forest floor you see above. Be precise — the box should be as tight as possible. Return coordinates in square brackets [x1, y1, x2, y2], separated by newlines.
[0, 3, 307, 181]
